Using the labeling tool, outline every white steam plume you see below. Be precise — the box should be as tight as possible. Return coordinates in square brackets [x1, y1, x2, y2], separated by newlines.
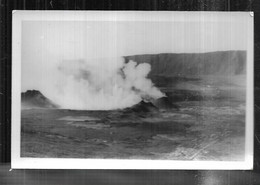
[50, 57, 164, 110]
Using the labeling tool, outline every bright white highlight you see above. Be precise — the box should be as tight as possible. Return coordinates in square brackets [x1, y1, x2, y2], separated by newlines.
[50, 58, 164, 110]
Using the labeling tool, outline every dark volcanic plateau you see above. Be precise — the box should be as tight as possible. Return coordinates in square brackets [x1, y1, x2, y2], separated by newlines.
[21, 50, 246, 160]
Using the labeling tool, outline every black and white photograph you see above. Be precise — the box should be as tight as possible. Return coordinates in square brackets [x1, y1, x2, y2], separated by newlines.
[12, 11, 253, 169]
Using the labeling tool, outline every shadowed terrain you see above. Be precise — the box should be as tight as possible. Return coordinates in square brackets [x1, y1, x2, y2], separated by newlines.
[22, 90, 59, 109]
[21, 51, 246, 160]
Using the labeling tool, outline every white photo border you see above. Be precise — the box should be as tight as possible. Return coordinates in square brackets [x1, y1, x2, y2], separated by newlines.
[12, 11, 254, 169]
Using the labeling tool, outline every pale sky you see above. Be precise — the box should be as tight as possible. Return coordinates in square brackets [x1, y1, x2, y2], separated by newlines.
[22, 19, 249, 93]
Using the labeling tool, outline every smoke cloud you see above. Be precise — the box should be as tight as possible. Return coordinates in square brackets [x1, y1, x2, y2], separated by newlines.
[50, 57, 164, 110]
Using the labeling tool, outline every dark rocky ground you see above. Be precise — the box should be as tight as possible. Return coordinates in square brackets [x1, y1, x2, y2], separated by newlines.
[21, 50, 247, 160]
[21, 98, 245, 160]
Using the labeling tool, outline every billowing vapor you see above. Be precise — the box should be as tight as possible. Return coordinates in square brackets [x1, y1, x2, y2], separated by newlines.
[50, 57, 164, 110]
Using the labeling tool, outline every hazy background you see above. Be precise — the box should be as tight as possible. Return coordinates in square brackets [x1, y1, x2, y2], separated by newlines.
[21, 19, 249, 109]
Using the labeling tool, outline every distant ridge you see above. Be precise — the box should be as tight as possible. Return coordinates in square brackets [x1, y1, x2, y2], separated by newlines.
[21, 90, 58, 109]
[124, 50, 246, 77]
